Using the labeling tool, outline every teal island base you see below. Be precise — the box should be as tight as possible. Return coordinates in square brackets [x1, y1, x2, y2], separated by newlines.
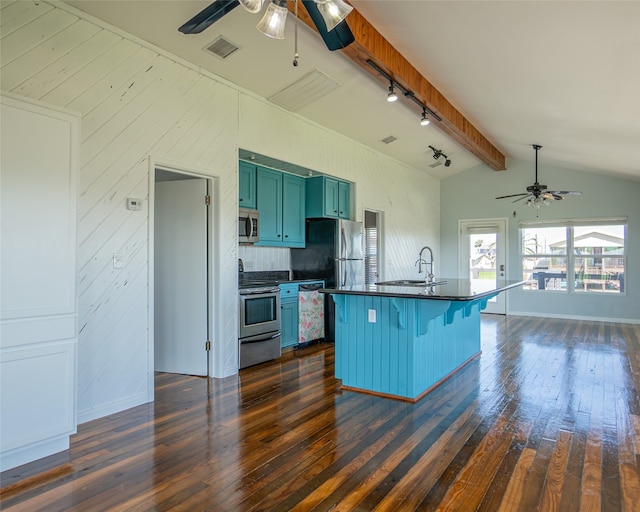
[331, 293, 495, 402]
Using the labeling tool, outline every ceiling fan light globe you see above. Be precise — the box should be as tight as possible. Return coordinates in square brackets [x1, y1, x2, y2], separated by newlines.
[257, 0, 288, 39]
[314, 0, 353, 31]
[239, 0, 264, 14]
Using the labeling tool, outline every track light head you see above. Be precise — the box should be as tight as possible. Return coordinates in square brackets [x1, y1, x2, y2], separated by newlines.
[420, 109, 430, 126]
[387, 81, 398, 102]
[428, 145, 451, 167]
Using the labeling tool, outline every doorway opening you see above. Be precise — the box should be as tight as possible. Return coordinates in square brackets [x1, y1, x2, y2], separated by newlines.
[152, 167, 213, 378]
[459, 218, 508, 314]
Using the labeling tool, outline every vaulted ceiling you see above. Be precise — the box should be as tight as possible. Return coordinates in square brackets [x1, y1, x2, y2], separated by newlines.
[66, 1, 640, 181]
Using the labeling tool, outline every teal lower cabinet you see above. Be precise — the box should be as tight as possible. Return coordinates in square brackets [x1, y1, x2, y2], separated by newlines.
[331, 294, 495, 401]
[279, 283, 299, 349]
[280, 300, 298, 349]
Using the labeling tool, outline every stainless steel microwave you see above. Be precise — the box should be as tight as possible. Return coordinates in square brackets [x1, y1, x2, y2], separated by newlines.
[238, 208, 259, 244]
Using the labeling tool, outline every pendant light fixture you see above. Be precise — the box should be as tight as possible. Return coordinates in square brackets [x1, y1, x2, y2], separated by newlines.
[257, 0, 288, 39]
[239, 0, 264, 13]
[314, 0, 354, 32]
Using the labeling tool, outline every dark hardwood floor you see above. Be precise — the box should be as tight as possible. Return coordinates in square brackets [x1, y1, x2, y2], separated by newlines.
[2, 315, 640, 511]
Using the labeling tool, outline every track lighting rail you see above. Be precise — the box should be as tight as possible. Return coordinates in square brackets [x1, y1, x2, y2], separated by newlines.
[366, 59, 442, 122]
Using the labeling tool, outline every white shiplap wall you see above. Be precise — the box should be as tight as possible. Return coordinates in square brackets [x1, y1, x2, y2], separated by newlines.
[1, 1, 440, 424]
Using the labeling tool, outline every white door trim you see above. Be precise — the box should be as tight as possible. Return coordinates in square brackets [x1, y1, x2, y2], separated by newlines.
[458, 218, 508, 314]
[147, 158, 218, 401]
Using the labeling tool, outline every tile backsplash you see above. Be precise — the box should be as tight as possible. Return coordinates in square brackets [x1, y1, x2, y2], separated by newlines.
[238, 245, 291, 272]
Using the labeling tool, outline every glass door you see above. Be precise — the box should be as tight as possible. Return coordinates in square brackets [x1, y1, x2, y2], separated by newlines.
[459, 219, 507, 314]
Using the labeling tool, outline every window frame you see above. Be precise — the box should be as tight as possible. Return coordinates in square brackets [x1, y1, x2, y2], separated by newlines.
[364, 209, 382, 286]
[519, 217, 627, 295]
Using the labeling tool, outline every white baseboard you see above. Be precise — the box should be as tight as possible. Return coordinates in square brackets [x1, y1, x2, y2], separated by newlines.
[77, 391, 150, 425]
[507, 310, 640, 324]
[0, 435, 69, 472]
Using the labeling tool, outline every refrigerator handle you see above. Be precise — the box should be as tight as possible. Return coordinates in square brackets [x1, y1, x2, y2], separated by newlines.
[340, 226, 346, 260]
[341, 259, 347, 287]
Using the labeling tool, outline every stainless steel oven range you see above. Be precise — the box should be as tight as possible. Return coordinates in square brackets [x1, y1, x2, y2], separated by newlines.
[238, 283, 281, 369]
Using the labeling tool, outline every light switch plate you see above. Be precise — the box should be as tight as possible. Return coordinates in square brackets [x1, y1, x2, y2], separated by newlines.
[113, 253, 124, 269]
[368, 309, 376, 323]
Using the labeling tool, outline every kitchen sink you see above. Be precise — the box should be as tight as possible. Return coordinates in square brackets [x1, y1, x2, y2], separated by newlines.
[375, 279, 448, 286]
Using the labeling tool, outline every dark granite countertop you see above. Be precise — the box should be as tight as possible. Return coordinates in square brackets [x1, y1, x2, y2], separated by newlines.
[320, 279, 524, 301]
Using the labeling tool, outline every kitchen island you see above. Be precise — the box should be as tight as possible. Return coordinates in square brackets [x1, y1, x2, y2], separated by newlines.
[321, 279, 524, 402]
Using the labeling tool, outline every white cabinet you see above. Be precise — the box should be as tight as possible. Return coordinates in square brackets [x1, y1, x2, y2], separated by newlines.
[0, 94, 79, 471]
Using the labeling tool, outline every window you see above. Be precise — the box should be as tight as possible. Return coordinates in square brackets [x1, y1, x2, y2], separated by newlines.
[520, 218, 626, 294]
[364, 210, 381, 285]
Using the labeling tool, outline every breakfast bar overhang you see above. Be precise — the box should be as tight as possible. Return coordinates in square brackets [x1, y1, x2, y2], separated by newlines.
[321, 280, 524, 402]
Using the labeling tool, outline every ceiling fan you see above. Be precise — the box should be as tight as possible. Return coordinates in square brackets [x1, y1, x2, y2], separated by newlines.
[178, 0, 355, 51]
[496, 144, 582, 210]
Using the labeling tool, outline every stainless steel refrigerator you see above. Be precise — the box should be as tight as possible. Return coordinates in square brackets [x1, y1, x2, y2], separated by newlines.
[291, 219, 364, 342]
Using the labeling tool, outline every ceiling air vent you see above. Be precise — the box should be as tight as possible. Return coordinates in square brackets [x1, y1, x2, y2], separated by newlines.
[381, 135, 398, 144]
[268, 70, 341, 112]
[204, 36, 240, 60]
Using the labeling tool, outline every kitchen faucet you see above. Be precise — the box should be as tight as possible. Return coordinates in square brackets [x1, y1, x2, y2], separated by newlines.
[415, 246, 435, 284]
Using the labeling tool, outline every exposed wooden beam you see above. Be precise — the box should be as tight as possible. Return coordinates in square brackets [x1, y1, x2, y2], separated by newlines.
[289, 2, 506, 171]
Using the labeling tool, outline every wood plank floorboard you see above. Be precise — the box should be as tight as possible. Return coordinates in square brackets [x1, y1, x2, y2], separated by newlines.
[2, 316, 640, 511]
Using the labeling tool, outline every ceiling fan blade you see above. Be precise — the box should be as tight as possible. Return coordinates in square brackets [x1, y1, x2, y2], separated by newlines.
[301, 0, 355, 51]
[495, 193, 528, 200]
[512, 194, 532, 203]
[179, 0, 240, 35]
[549, 190, 582, 196]
[542, 192, 563, 201]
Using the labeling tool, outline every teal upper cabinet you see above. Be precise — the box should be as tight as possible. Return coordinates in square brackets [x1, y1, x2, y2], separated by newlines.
[239, 161, 257, 209]
[282, 173, 306, 246]
[338, 180, 350, 219]
[255, 167, 305, 248]
[256, 167, 282, 245]
[305, 176, 350, 219]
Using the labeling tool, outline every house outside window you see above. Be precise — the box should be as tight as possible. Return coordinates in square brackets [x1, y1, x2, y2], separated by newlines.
[520, 218, 626, 294]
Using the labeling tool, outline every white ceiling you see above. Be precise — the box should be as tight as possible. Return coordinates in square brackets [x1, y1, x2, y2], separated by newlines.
[65, 1, 640, 182]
